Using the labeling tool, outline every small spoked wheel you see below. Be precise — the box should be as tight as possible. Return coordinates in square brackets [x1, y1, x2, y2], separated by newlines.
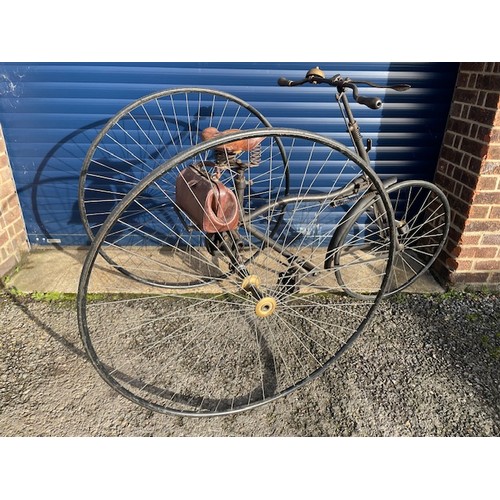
[332, 179, 450, 299]
[77, 128, 396, 416]
[79, 87, 286, 287]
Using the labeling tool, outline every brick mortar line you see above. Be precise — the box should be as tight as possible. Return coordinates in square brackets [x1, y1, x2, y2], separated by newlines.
[453, 101, 500, 112]
[0, 216, 24, 233]
[445, 134, 499, 148]
[455, 78, 500, 87]
[459, 67, 500, 74]
[444, 229, 500, 250]
[449, 109, 500, 121]
[443, 131, 496, 148]
[455, 89, 500, 94]
[442, 140, 493, 154]
[436, 171, 499, 193]
[438, 157, 498, 179]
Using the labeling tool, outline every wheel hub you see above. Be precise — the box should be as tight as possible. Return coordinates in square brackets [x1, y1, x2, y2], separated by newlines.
[255, 297, 277, 318]
[241, 274, 261, 290]
[241, 275, 277, 317]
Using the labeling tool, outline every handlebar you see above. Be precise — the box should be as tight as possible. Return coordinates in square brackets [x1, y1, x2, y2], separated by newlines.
[277, 67, 411, 110]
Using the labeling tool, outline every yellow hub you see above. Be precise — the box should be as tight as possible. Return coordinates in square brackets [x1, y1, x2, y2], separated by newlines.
[255, 297, 277, 318]
[241, 275, 261, 291]
[241, 275, 277, 317]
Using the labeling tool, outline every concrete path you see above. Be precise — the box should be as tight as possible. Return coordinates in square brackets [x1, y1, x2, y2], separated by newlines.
[7, 246, 445, 295]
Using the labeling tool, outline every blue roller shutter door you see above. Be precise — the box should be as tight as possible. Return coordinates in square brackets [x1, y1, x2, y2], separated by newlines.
[0, 62, 458, 245]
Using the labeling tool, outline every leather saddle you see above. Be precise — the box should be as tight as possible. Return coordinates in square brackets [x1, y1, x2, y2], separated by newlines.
[201, 127, 264, 153]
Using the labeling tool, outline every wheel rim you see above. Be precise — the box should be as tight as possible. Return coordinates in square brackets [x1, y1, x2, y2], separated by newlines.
[77, 128, 396, 416]
[385, 180, 450, 294]
[333, 180, 450, 299]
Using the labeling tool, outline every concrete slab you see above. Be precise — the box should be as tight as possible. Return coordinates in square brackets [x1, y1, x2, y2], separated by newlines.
[6, 245, 445, 296]
[8, 247, 87, 294]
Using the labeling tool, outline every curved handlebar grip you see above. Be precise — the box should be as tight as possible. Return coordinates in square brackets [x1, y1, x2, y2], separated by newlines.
[278, 77, 293, 86]
[356, 95, 382, 110]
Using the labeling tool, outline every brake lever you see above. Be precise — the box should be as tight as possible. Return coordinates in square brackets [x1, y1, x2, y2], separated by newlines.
[350, 80, 411, 91]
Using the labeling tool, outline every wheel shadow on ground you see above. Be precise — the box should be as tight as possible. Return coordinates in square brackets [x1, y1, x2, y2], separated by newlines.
[1, 282, 279, 415]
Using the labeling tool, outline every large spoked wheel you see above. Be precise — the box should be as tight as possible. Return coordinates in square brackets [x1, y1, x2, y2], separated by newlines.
[77, 128, 396, 416]
[79, 87, 287, 287]
[331, 179, 450, 299]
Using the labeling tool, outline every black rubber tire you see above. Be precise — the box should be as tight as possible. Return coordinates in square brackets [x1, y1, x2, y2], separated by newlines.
[78, 87, 287, 287]
[331, 179, 450, 299]
[77, 127, 396, 416]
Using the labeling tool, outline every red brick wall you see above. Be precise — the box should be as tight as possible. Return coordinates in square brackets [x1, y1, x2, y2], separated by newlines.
[433, 62, 500, 289]
[0, 124, 30, 277]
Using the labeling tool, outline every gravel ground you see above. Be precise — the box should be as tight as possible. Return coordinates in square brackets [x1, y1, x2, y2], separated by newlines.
[0, 286, 499, 437]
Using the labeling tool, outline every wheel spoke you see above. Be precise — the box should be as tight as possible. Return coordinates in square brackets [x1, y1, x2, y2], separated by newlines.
[334, 180, 449, 298]
[78, 127, 396, 416]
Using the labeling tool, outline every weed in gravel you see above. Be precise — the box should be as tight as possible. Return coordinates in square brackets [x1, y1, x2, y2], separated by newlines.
[388, 293, 410, 305]
[481, 334, 500, 360]
[466, 312, 480, 322]
[430, 288, 467, 302]
[31, 291, 76, 302]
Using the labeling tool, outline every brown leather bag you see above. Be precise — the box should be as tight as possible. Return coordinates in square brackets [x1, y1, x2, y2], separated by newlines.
[175, 165, 239, 233]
